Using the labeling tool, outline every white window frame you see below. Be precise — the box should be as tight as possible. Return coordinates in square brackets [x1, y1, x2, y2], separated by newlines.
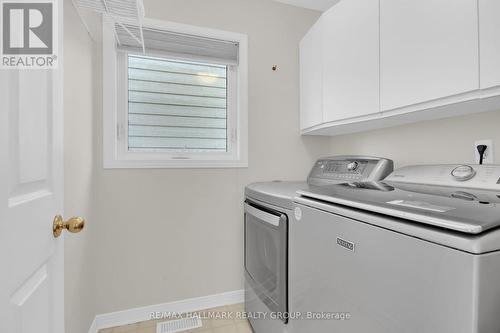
[103, 18, 248, 168]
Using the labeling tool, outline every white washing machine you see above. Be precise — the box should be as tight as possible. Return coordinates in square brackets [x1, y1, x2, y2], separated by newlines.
[291, 164, 500, 333]
[244, 156, 393, 333]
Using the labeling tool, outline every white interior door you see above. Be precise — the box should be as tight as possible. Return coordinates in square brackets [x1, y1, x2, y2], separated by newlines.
[0, 0, 64, 332]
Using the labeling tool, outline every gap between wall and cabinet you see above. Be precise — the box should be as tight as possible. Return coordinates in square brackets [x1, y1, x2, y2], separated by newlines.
[88, 289, 244, 333]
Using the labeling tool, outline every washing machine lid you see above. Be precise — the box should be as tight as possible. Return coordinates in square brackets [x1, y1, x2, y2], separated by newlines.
[297, 164, 500, 235]
[245, 181, 308, 210]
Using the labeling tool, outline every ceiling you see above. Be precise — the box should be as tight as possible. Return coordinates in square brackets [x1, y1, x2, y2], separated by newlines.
[273, 0, 340, 11]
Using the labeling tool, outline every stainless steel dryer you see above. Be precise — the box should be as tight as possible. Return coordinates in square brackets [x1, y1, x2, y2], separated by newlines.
[244, 156, 393, 333]
[291, 164, 500, 333]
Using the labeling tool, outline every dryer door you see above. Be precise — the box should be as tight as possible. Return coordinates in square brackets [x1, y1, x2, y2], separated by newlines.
[244, 201, 288, 320]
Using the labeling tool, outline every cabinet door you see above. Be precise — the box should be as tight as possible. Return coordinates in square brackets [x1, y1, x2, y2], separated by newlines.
[380, 0, 479, 111]
[323, 0, 380, 122]
[300, 18, 323, 130]
[479, 0, 500, 89]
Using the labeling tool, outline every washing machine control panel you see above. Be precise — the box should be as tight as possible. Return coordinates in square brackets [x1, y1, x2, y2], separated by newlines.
[308, 156, 394, 186]
[451, 165, 477, 181]
[385, 164, 500, 191]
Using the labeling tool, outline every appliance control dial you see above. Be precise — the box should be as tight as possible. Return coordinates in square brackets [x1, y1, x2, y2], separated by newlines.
[347, 161, 359, 172]
[451, 165, 476, 181]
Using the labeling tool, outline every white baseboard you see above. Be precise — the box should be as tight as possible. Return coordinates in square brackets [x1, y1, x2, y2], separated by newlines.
[88, 318, 97, 333]
[88, 289, 244, 333]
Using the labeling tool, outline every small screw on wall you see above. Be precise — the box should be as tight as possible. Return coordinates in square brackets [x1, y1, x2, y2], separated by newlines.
[272, 65, 278, 71]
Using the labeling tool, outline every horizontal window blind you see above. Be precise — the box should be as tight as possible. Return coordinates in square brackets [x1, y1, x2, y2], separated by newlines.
[127, 55, 228, 152]
[116, 24, 239, 65]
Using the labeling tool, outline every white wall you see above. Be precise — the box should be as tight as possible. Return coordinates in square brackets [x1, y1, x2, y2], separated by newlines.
[90, 0, 330, 316]
[63, 1, 97, 333]
[328, 109, 500, 168]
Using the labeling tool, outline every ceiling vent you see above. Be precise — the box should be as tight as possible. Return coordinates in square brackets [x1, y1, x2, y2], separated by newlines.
[71, 0, 145, 51]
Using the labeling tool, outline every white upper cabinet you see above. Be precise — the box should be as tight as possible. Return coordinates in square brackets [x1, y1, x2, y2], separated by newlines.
[323, 0, 379, 122]
[300, 17, 324, 130]
[380, 0, 479, 111]
[299, 0, 500, 136]
[479, 0, 500, 89]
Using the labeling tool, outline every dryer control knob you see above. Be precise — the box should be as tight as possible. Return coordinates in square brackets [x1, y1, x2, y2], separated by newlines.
[347, 161, 359, 171]
[451, 165, 476, 181]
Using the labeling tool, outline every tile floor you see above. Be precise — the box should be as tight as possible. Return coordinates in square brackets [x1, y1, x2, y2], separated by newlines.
[98, 303, 253, 333]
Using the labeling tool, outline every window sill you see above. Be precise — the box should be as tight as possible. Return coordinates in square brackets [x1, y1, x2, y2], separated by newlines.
[103, 158, 248, 169]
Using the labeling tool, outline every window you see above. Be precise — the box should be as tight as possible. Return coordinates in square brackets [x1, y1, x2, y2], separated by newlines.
[127, 55, 230, 153]
[103, 19, 248, 168]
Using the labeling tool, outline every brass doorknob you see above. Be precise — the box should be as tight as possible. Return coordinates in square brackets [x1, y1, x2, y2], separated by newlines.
[53, 215, 85, 238]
